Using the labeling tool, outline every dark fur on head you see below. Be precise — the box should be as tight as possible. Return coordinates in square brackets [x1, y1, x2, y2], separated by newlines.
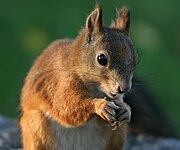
[74, 5, 138, 97]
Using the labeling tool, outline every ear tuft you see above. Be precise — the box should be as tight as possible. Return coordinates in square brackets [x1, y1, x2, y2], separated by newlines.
[85, 4, 103, 33]
[112, 6, 130, 33]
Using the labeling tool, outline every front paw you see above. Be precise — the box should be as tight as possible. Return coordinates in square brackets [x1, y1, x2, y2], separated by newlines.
[95, 100, 120, 122]
[111, 101, 131, 130]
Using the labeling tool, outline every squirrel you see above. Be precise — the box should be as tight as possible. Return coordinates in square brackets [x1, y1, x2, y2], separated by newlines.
[20, 5, 139, 150]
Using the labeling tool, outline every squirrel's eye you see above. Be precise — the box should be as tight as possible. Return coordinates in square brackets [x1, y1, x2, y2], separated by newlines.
[97, 54, 108, 66]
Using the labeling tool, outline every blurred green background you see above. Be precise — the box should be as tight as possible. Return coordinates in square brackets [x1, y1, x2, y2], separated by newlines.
[0, 0, 180, 135]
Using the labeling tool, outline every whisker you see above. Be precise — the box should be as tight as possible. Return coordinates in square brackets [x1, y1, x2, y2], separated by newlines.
[36, 68, 106, 79]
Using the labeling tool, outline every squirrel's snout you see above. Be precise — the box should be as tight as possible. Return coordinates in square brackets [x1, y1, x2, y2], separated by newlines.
[117, 75, 133, 94]
[118, 85, 131, 94]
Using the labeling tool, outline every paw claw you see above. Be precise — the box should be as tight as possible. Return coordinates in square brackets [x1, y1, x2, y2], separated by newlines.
[110, 102, 131, 129]
[112, 124, 118, 130]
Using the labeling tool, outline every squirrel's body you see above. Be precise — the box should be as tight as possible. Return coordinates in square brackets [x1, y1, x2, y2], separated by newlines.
[20, 5, 138, 150]
[52, 117, 107, 150]
[49, 115, 125, 150]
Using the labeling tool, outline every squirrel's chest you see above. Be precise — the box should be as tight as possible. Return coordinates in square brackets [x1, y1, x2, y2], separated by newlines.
[52, 117, 108, 150]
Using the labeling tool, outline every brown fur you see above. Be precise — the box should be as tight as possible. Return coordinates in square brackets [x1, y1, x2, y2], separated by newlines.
[20, 5, 138, 150]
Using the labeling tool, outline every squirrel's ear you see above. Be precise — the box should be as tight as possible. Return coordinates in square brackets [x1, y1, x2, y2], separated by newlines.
[85, 4, 103, 34]
[112, 7, 130, 33]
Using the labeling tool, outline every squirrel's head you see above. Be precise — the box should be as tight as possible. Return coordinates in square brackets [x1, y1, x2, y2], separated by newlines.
[75, 5, 139, 98]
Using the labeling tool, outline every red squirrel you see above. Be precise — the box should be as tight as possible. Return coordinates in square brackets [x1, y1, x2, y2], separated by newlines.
[20, 5, 138, 150]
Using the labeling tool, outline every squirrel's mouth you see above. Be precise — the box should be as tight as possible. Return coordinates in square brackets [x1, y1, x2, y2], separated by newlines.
[99, 86, 119, 99]
[106, 91, 118, 98]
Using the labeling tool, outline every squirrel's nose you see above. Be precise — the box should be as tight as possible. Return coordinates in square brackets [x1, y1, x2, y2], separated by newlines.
[118, 86, 130, 94]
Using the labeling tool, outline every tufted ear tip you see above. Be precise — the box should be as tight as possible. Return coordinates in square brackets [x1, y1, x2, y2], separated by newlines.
[85, 4, 103, 33]
[95, 3, 101, 12]
[112, 6, 130, 33]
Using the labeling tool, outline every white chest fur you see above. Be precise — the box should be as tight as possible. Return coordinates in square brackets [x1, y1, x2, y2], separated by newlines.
[51, 117, 108, 150]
